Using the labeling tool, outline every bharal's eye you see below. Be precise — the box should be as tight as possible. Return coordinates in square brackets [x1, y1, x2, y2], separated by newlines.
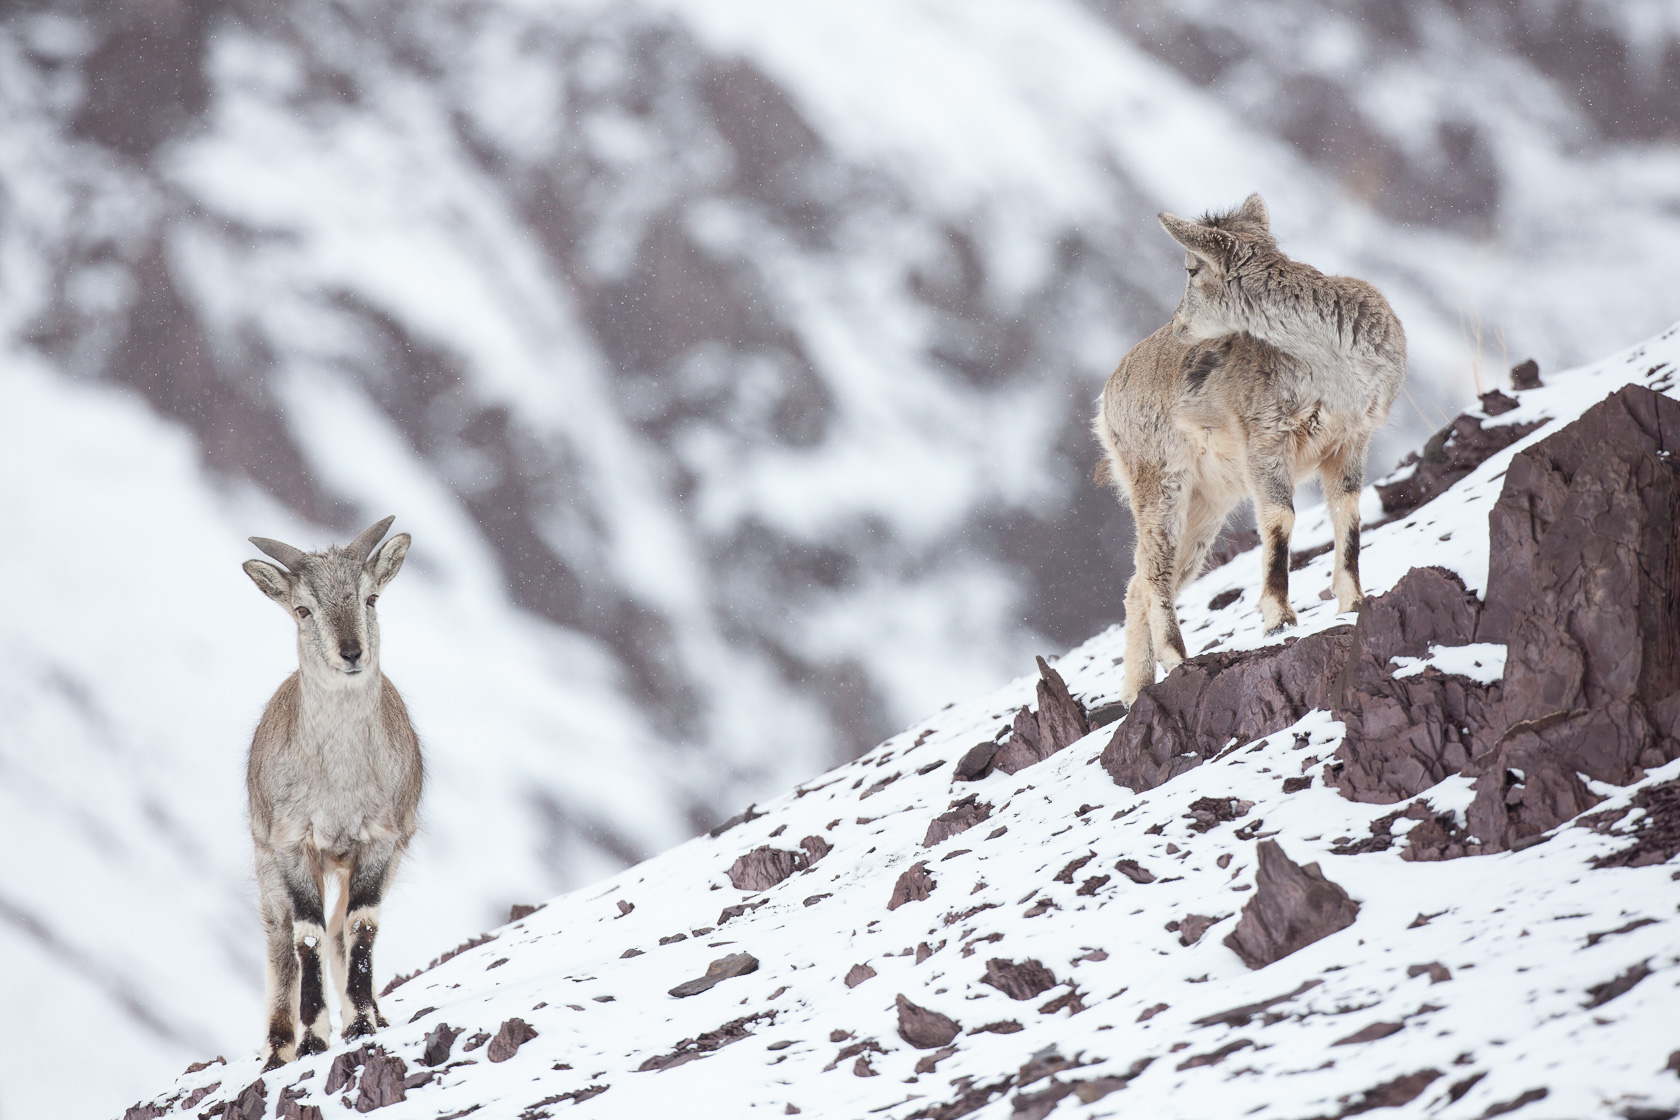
[295, 606, 311, 620]
[366, 594, 378, 608]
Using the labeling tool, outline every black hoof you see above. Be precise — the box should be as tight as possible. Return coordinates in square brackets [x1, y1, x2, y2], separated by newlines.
[342, 1017, 375, 1041]
[262, 1053, 287, 1072]
[298, 1033, 329, 1057]
[374, 1013, 389, 1029]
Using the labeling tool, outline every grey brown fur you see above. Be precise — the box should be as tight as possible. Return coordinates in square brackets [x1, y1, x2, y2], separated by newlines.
[242, 516, 422, 1068]
[1095, 195, 1404, 704]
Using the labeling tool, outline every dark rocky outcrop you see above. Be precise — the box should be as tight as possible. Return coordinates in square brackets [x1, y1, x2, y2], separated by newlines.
[420, 1023, 462, 1067]
[1464, 386, 1680, 850]
[923, 796, 992, 847]
[1224, 842, 1359, 968]
[979, 958, 1058, 1001]
[354, 1048, 409, 1110]
[985, 659, 1093, 778]
[1374, 396, 1545, 520]
[1102, 628, 1351, 791]
[486, 1019, 538, 1063]
[668, 953, 760, 998]
[895, 995, 961, 1049]
[636, 1011, 775, 1072]
[1329, 566, 1500, 804]
[727, 846, 806, 891]
[888, 863, 936, 910]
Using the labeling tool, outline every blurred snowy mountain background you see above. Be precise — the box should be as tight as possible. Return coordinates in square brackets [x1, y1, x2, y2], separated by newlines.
[0, 1, 1677, 1116]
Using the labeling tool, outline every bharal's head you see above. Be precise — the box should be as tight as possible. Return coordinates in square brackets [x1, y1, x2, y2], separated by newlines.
[1157, 193, 1274, 344]
[243, 516, 411, 680]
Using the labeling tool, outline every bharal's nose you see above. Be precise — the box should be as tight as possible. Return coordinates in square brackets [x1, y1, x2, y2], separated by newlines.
[340, 639, 363, 666]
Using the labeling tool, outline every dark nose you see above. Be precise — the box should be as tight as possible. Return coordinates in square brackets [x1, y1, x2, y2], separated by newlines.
[339, 640, 362, 665]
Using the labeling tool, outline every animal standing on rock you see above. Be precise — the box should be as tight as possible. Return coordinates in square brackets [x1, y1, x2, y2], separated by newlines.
[1095, 195, 1404, 704]
[241, 516, 422, 1069]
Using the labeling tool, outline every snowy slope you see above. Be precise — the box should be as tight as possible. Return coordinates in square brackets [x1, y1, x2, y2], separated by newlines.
[126, 324, 1680, 1119]
[7, 3, 1680, 1116]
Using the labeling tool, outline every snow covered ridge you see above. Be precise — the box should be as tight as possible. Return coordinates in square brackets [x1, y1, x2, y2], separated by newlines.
[122, 332, 1680, 1119]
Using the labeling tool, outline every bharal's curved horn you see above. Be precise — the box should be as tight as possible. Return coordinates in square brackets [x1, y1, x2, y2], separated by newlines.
[249, 536, 309, 571]
[345, 516, 396, 562]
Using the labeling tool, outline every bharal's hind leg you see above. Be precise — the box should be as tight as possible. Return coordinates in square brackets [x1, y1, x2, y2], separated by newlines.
[1319, 436, 1369, 612]
[1122, 471, 1190, 705]
[1247, 448, 1298, 634]
[343, 841, 403, 1039]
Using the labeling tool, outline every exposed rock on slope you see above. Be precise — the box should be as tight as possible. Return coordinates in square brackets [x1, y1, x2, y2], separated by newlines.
[121, 329, 1680, 1120]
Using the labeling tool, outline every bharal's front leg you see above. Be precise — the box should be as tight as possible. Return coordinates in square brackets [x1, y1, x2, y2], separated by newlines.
[343, 842, 402, 1038]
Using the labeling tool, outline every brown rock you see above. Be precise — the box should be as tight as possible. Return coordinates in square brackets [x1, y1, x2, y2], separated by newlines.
[669, 952, 760, 998]
[1102, 628, 1351, 792]
[1477, 1088, 1549, 1117]
[913, 1045, 957, 1074]
[888, 862, 936, 910]
[123, 1108, 167, 1120]
[1583, 962, 1651, 1009]
[718, 899, 768, 924]
[728, 846, 806, 891]
[1052, 852, 1095, 883]
[1184, 797, 1253, 832]
[1329, 567, 1499, 805]
[1407, 962, 1452, 984]
[1374, 394, 1543, 520]
[325, 1049, 364, 1094]
[486, 1018, 538, 1063]
[1114, 859, 1155, 884]
[923, 796, 992, 847]
[1224, 841, 1359, 968]
[1334, 1069, 1441, 1115]
[970, 1020, 1023, 1034]
[638, 1010, 775, 1071]
[1177, 914, 1223, 946]
[992, 659, 1092, 775]
[952, 741, 1002, 782]
[277, 1083, 324, 1120]
[979, 957, 1057, 1001]
[895, 994, 961, 1049]
[1593, 781, 1680, 868]
[508, 903, 541, 922]
[799, 835, 831, 864]
[1333, 1021, 1403, 1045]
[421, 1023, 462, 1067]
[1192, 979, 1321, 1027]
[844, 963, 876, 988]
[1011, 1079, 1078, 1120]
[229, 1079, 266, 1120]
[353, 1048, 407, 1111]
[707, 804, 764, 837]
[1176, 1039, 1252, 1070]
[1510, 357, 1542, 391]
[1469, 386, 1680, 850]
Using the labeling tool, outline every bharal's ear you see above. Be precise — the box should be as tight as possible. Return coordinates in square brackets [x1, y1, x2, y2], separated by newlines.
[243, 559, 294, 603]
[1157, 212, 1238, 270]
[368, 533, 411, 591]
[1236, 192, 1269, 231]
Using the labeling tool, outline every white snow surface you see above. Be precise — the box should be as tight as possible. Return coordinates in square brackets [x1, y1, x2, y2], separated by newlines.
[124, 325, 1680, 1119]
[1391, 645, 1507, 685]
